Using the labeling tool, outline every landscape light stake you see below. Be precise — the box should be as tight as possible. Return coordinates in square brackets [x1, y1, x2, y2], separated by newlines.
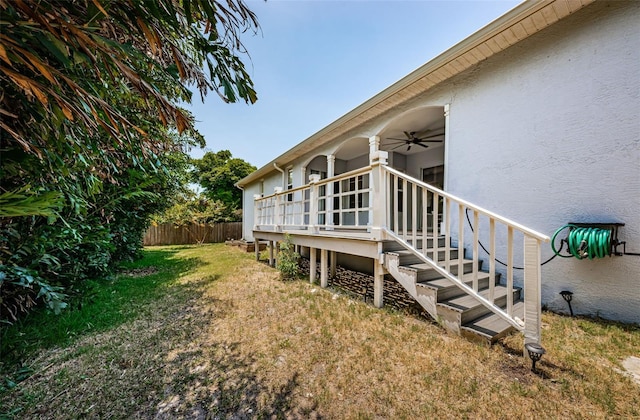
[524, 343, 546, 373]
[560, 290, 574, 316]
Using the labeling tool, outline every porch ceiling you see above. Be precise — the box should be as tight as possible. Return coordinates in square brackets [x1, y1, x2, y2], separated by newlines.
[237, 0, 596, 187]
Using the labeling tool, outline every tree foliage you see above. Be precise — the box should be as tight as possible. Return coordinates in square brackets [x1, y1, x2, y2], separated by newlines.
[152, 191, 239, 226]
[192, 150, 256, 210]
[0, 0, 259, 324]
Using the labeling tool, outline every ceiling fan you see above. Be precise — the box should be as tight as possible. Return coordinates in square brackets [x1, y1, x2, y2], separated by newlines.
[386, 130, 444, 151]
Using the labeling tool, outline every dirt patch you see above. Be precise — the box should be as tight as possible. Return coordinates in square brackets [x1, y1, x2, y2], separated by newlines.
[120, 266, 159, 277]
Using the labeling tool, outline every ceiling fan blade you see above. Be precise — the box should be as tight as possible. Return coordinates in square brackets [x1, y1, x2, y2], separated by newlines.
[391, 143, 406, 150]
[407, 144, 412, 151]
[387, 137, 411, 142]
[414, 129, 445, 139]
[418, 139, 444, 143]
[403, 131, 412, 139]
[416, 142, 429, 149]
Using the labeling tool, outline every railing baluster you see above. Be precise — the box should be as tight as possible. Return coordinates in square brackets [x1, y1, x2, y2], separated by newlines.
[445, 197, 451, 271]
[393, 175, 399, 235]
[507, 226, 514, 316]
[402, 178, 408, 242]
[384, 170, 390, 229]
[458, 203, 464, 281]
[472, 210, 479, 292]
[412, 182, 417, 249]
[433, 192, 439, 261]
[422, 188, 428, 257]
[489, 218, 496, 303]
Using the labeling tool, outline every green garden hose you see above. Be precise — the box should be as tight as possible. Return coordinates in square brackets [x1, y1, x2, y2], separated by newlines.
[551, 225, 611, 260]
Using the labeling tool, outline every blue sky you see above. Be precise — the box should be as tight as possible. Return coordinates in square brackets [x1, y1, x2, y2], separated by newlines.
[186, 0, 521, 168]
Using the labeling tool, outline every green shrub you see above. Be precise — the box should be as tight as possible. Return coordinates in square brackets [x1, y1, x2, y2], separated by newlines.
[276, 235, 299, 281]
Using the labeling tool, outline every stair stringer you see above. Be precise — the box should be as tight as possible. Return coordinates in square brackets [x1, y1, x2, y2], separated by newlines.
[384, 252, 439, 321]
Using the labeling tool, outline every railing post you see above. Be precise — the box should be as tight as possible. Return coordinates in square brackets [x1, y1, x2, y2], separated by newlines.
[273, 187, 283, 231]
[523, 236, 542, 351]
[369, 150, 388, 241]
[308, 174, 320, 233]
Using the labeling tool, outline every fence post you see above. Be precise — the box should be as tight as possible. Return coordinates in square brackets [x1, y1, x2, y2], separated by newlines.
[369, 150, 388, 241]
[308, 174, 321, 233]
[523, 236, 542, 353]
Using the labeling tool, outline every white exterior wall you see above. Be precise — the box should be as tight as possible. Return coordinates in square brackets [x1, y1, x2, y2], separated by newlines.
[444, 1, 639, 323]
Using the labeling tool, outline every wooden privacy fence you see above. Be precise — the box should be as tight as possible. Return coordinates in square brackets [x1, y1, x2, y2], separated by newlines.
[143, 222, 242, 246]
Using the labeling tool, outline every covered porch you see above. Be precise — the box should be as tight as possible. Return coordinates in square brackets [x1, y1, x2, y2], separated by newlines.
[251, 145, 549, 350]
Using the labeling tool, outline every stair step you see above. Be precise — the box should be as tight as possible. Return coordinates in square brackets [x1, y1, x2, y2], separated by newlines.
[417, 272, 496, 301]
[408, 259, 481, 281]
[384, 236, 447, 251]
[395, 248, 460, 264]
[461, 301, 525, 343]
[437, 285, 521, 324]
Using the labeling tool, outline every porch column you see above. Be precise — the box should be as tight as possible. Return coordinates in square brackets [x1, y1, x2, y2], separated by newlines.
[308, 174, 320, 233]
[253, 194, 261, 230]
[300, 166, 306, 188]
[326, 154, 335, 230]
[369, 149, 388, 241]
[373, 259, 385, 308]
[320, 249, 328, 288]
[273, 187, 283, 231]
[330, 251, 337, 278]
[369, 135, 380, 157]
[309, 247, 317, 284]
[268, 240, 275, 267]
[255, 239, 260, 261]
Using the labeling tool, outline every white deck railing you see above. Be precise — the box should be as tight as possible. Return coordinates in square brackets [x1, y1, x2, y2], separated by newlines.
[254, 166, 373, 233]
[253, 159, 550, 346]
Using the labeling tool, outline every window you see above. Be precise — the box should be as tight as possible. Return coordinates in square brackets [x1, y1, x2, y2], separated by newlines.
[310, 169, 327, 179]
[287, 168, 293, 201]
[422, 165, 444, 189]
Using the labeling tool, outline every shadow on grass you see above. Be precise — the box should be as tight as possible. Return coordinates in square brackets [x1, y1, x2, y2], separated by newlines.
[0, 247, 204, 376]
[153, 342, 320, 419]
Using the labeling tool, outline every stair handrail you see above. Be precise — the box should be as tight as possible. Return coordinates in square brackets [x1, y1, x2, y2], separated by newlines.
[384, 228, 525, 331]
[383, 166, 550, 242]
[382, 165, 550, 346]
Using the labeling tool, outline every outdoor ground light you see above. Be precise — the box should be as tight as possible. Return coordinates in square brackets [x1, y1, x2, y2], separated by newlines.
[524, 343, 546, 372]
[560, 290, 574, 316]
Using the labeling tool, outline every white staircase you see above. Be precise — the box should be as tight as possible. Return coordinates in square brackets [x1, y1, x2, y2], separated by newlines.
[383, 237, 524, 343]
[253, 156, 550, 349]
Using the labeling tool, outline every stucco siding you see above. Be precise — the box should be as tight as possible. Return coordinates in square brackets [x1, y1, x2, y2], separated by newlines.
[444, 1, 639, 323]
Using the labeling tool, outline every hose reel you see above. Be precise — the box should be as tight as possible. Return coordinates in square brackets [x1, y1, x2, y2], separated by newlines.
[551, 223, 627, 260]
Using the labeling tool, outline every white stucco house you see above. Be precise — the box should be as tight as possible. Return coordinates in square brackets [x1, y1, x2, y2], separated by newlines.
[237, 0, 640, 348]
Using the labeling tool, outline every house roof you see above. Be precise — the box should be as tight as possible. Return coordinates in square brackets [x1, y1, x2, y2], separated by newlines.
[237, 0, 595, 188]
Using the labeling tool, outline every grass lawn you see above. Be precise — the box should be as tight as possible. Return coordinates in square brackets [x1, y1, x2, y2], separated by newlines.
[1, 244, 638, 418]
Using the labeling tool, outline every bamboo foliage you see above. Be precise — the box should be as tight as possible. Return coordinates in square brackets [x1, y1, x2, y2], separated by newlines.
[0, 0, 259, 156]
